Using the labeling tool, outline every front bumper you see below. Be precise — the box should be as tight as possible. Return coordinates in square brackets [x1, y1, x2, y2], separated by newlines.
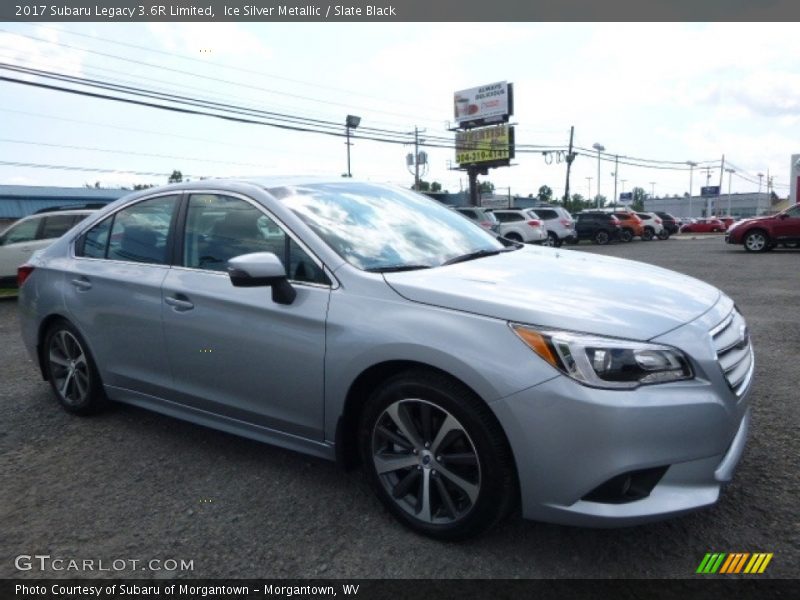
[491, 298, 752, 527]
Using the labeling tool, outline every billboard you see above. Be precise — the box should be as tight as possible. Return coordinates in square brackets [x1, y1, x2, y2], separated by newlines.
[701, 185, 720, 197]
[619, 192, 633, 205]
[456, 124, 514, 166]
[453, 82, 512, 127]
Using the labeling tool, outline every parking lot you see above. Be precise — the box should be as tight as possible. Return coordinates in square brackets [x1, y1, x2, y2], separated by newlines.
[0, 237, 797, 579]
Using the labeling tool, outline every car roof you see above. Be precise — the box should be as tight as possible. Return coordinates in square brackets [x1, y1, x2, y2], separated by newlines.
[21, 209, 97, 220]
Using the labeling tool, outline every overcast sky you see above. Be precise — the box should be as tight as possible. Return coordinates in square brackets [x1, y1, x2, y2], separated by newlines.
[0, 22, 797, 200]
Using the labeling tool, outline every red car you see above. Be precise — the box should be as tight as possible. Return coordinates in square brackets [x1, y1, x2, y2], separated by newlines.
[680, 218, 725, 233]
[725, 204, 800, 252]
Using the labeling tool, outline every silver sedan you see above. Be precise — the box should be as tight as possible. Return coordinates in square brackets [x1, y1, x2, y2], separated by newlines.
[17, 178, 752, 539]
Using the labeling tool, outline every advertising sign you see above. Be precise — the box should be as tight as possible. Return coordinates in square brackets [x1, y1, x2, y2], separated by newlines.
[453, 82, 512, 127]
[456, 124, 514, 165]
[619, 192, 633, 205]
[700, 185, 720, 197]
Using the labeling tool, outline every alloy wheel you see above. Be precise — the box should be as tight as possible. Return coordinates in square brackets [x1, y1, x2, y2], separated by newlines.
[371, 399, 481, 525]
[48, 330, 90, 407]
[744, 232, 767, 252]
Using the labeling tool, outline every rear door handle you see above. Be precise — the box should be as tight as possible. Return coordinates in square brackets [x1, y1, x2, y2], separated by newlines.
[70, 277, 92, 291]
[165, 295, 194, 311]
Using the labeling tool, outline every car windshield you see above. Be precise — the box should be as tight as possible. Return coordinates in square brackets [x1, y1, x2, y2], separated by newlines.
[270, 182, 506, 271]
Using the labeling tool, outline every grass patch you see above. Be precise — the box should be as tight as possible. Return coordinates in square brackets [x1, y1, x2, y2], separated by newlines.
[0, 287, 19, 298]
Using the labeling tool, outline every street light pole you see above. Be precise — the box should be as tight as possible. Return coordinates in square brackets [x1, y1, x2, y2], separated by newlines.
[725, 168, 735, 216]
[612, 154, 619, 207]
[686, 161, 697, 219]
[649, 181, 656, 201]
[592, 143, 605, 207]
[586, 177, 593, 205]
[757, 172, 764, 198]
[344, 114, 361, 177]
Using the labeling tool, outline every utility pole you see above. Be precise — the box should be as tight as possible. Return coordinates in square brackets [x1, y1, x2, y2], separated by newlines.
[650, 181, 656, 199]
[725, 168, 735, 216]
[613, 155, 619, 207]
[563, 126, 575, 207]
[686, 161, 697, 219]
[413, 127, 423, 190]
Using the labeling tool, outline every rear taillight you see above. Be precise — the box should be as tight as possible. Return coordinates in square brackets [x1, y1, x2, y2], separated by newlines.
[655, 217, 662, 224]
[17, 264, 35, 287]
[527, 220, 542, 227]
[559, 218, 572, 227]
[479, 221, 492, 228]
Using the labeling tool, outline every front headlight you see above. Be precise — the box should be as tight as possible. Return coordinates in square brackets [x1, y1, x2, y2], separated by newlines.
[511, 324, 693, 389]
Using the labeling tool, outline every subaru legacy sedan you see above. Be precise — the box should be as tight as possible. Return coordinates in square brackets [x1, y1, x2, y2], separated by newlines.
[17, 178, 753, 540]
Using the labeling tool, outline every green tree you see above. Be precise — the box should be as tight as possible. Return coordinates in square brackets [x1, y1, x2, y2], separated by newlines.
[168, 170, 183, 184]
[537, 185, 553, 203]
[431, 181, 442, 192]
[133, 183, 155, 191]
[631, 186, 647, 211]
[478, 181, 495, 194]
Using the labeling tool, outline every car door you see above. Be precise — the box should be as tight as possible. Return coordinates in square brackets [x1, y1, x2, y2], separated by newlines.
[773, 205, 800, 240]
[160, 192, 330, 441]
[64, 194, 180, 398]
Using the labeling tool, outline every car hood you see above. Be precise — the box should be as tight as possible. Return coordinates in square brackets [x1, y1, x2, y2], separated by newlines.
[383, 246, 721, 340]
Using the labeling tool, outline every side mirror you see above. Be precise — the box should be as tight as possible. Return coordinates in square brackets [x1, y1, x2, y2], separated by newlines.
[227, 252, 296, 305]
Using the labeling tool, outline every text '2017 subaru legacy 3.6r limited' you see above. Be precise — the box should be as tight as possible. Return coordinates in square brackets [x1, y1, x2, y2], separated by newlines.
[18, 179, 753, 540]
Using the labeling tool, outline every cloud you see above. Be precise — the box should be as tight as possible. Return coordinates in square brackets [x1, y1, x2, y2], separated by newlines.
[0, 26, 86, 77]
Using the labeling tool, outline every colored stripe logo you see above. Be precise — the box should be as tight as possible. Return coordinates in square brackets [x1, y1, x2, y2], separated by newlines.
[696, 553, 773, 574]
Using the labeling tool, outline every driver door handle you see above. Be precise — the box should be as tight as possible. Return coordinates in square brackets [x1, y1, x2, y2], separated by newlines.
[165, 295, 195, 311]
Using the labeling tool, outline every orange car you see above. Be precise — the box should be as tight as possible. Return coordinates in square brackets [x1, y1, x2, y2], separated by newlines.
[612, 211, 645, 242]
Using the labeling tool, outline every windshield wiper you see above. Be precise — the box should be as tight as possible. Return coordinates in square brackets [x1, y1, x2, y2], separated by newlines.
[365, 264, 433, 273]
[442, 247, 514, 266]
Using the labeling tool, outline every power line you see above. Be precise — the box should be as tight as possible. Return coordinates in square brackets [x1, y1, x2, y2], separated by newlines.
[0, 159, 201, 179]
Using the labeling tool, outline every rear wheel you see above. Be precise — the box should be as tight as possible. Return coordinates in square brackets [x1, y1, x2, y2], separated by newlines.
[504, 232, 523, 243]
[358, 371, 517, 540]
[620, 228, 633, 243]
[743, 230, 768, 252]
[657, 229, 670, 240]
[544, 232, 560, 247]
[593, 230, 610, 245]
[642, 227, 654, 241]
[44, 320, 106, 415]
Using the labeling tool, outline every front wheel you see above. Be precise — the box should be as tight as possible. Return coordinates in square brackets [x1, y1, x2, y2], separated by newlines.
[642, 227, 654, 241]
[657, 230, 670, 240]
[743, 230, 769, 252]
[358, 371, 517, 540]
[619, 229, 633, 243]
[44, 320, 106, 415]
[504, 232, 523, 243]
[544, 232, 560, 247]
[593, 230, 610, 245]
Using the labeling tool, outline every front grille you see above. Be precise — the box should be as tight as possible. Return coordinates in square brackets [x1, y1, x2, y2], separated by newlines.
[710, 309, 754, 397]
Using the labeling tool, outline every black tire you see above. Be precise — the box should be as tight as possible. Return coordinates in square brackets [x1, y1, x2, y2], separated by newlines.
[593, 230, 610, 245]
[544, 232, 560, 247]
[743, 230, 769, 253]
[43, 319, 106, 415]
[504, 232, 523, 243]
[657, 229, 670, 240]
[642, 227, 654, 241]
[619, 228, 633, 243]
[358, 370, 517, 541]
[563, 235, 579, 245]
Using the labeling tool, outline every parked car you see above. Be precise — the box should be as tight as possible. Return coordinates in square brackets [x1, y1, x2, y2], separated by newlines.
[491, 209, 547, 244]
[18, 178, 753, 540]
[680, 218, 726, 234]
[655, 212, 680, 236]
[454, 207, 500, 234]
[635, 212, 667, 240]
[0, 209, 96, 286]
[725, 204, 800, 252]
[575, 211, 622, 244]
[519, 205, 576, 247]
[716, 216, 736, 230]
[610, 211, 645, 242]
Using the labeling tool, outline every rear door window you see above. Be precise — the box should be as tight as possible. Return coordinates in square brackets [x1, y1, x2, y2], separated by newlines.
[1, 218, 40, 245]
[39, 214, 79, 240]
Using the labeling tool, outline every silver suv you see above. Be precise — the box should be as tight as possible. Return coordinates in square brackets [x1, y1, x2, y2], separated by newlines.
[522, 205, 576, 247]
[454, 206, 500, 233]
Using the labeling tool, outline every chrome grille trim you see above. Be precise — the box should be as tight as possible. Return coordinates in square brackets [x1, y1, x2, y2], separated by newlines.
[711, 309, 754, 397]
